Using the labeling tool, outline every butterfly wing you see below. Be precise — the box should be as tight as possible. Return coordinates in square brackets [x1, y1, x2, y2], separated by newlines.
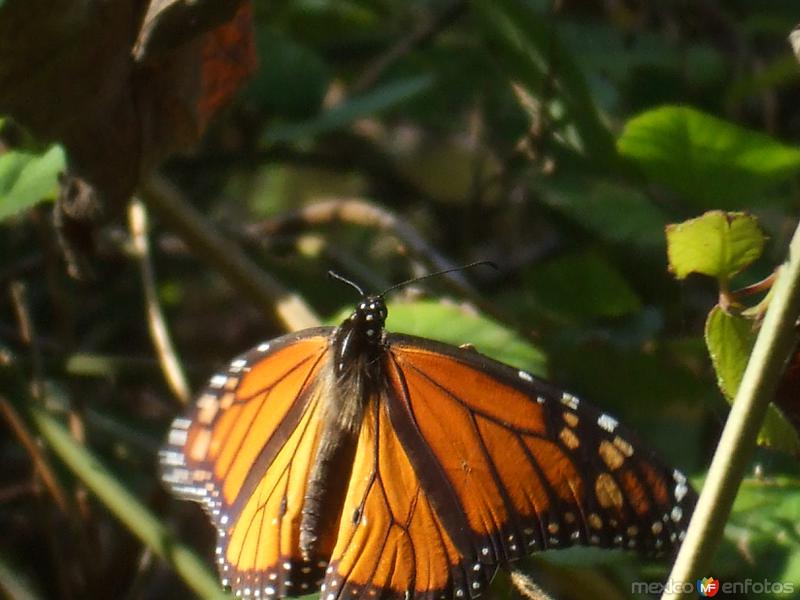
[380, 333, 696, 568]
[321, 397, 494, 600]
[159, 327, 336, 598]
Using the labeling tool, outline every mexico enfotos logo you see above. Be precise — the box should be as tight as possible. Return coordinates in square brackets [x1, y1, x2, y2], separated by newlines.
[631, 578, 795, 596]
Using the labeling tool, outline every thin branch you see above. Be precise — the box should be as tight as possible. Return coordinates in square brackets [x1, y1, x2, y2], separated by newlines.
[128, 199, 192, 405]
[350, 1, 467, 94]
[140, 173, 321, 332]
[510, 569, 556, 600]
[662, 220, 800, 599]
[0, 394, 70, 514]
[9, 281, 44, 399]
[247, 197, 478, 296]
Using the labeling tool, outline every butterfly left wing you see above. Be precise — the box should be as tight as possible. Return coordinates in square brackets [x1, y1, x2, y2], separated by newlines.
[382, 334, 696, 568]
[160, 329, 338, 598]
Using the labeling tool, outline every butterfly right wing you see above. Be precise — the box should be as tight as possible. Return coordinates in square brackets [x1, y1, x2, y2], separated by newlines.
[159, 327, 335, 598]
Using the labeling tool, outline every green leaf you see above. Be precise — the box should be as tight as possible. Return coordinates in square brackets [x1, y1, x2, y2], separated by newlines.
[0, 552, 43, 600]
[263, 75, 433, 144]
[758, 407, 800, 455]
[245, 29, 330, 120]
[705, 306, 800, 454]
[331, 300, 547, 376]
[666, 211, 765, 280]
[618, 105, 800, 207]
[705, 305, 757, 400]
[523, 252, 642, 322]
[718, 476, 800, 589]
[539, 177, 667, 249]
[0, 145, 64, 220]
[471, 0, 618, 170]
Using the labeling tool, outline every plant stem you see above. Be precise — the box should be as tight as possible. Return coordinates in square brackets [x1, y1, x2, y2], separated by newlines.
[128, 198, 192, 404]
[662, 220, 800, 599]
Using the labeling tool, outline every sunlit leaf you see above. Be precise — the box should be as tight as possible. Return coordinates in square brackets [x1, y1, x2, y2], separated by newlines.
[705, 306, 800, 454]
[331, 300, 547, 376]
[0, 145, 64, 220]
[619, 105, 800, 207]
[666, 211, 765, 280]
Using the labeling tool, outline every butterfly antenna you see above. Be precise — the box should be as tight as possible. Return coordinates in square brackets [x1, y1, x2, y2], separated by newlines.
[328, 270, 366, 297]
[380, 260, 498, 296]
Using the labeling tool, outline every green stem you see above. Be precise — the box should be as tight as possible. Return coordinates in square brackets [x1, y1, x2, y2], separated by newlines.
[662, 220, 800, 599]
[29, 405, 229, 600]
[0, 552, 44, 600]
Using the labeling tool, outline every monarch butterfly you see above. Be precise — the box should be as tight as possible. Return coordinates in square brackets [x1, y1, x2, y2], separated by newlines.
[160, 272, 696, 600]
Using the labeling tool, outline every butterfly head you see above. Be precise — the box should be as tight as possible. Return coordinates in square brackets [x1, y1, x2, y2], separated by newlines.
[350, 295, 387, 345]
[331, 295, 388, 381]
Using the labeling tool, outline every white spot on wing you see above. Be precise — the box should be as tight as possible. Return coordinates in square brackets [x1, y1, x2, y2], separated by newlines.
[597, 413, 618, 433]
[560, 392, 579, 410]
[230, 358, 247, 373]
[518, 370, 533, 383]
[210, 374, 228, 388]
[167, 429, 188, 446]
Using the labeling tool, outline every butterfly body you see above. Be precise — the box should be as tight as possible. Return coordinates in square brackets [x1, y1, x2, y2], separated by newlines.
[161, 297, 696, 600]
[299, 296, 387, 559]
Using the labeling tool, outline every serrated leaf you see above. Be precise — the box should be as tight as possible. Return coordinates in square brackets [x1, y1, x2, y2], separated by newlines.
[0, 145, 64, 220]
[705, 306, 800, 455]
[666, 211, 765, 280]
[758, 407, 800, 455]
[331, 300, 547, 376]
[618, 105, 800, 207]
[524, 252, 642, 322]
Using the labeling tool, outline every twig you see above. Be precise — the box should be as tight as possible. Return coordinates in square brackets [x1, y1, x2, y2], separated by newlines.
[509, 569, 556, 600]
[140, 173, 320, 331]
[247, 197, 475, 294]
[0, 394, 70, 514]
[662, 219, 800, 599]
[350, 1, 467, 94]
[128, 199, 192, 405]
[9, 281, 44, 399]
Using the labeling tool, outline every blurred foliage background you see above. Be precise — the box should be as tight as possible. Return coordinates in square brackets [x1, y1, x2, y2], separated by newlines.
[2, 1, 800, 599]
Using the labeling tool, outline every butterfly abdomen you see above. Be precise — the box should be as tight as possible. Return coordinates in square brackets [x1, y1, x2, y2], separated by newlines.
[299, 308, 381, 560]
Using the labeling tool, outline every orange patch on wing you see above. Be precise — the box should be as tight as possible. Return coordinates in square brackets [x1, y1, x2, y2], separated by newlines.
[217, 348, 325, 503]
[237, 338, 327, 398]
[619, 469, 650, 516]
[638, 460, 670, 506]
[391, 346, 547, 435]
[330, 404, 460, 596]
[476, 417, 551, 517]
[595, 473, 623, 510]
[598, 440, 625, 470]
[559, 427, 580, 449]
[524, 437, 584, 502]
[226, 398, 322, 571]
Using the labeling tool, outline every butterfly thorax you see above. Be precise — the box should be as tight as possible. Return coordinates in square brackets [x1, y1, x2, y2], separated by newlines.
[299, 295, 388, 560]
